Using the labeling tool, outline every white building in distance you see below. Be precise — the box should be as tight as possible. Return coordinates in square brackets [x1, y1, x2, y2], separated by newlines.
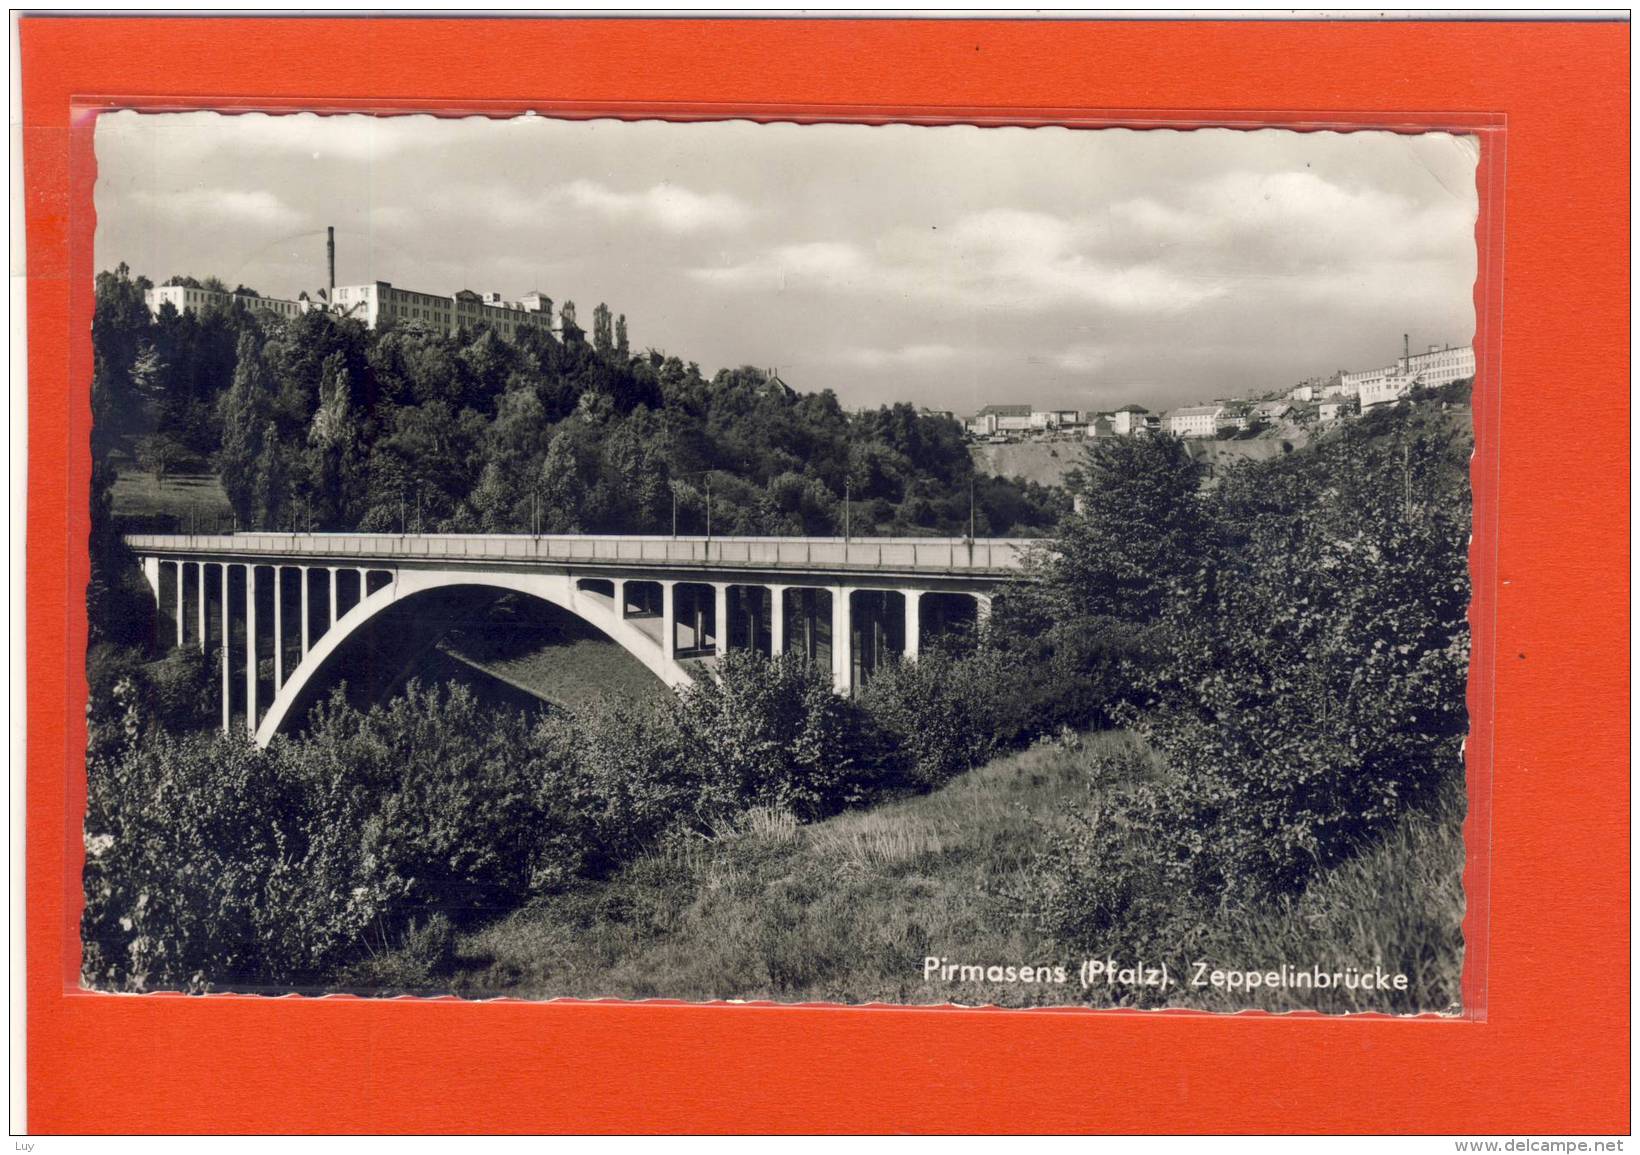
[144, 284, 305, 321]
[1345, 342, 1475, 408]
[1358, 374, 1420, 410]
[1168, 405, 1223, 438]
[144, 278, 567, 342]
[1110, 404, 1150, 435]
[967, 405, 1033, 436]
[331, 283, 556, 338]
[1340, 365, 1399, 396]
[1396, 343, 1476, 387]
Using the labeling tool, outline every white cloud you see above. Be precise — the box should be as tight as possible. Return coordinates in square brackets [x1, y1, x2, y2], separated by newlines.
[127, 187, 302, 231]
[1104, 170, 1475, 270]
[690, 214, 1224, 315]
[99, 110, 445, 165]
[385, 178, 753, 239]
[1048, 344, 1107, 372]
[836, 343, 965, 369]
[562, 180, 752, 233]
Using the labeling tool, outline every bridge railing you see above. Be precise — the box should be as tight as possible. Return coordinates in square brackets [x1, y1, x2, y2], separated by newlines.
[122, 532, 1047, 575]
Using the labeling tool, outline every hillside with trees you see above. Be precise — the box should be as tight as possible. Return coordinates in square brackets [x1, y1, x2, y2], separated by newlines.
[91, 264, 1065, 540]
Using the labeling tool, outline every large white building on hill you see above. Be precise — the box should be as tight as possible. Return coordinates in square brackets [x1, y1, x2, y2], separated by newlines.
[145, 278, 563, 341]
[1395, 342, 1475, 387]
[144, 283, 306, 320]
[1345, 340, 1475, 409]
[330, 283, 557, 338]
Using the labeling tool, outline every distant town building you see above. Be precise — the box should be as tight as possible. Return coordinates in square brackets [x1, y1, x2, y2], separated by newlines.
[1216, 405, 1252, 434]
[967, 404, 1033, 436]
[144, 283, 306, 320]
[1168, 405, 1223, 438]
[1252, 400, 1292, 423]
[1358, 374, 1417, 410]
[1339, 365, 1397, 396]
[1287, 384, 1315, 403]
[1111, 404, 1150, 436]
[1318, 398, 1353, 423]
[1083, 414, 1115, 438]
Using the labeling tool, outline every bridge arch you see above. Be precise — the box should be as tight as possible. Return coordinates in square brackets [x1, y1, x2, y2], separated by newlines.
[254, 567, 692, 746]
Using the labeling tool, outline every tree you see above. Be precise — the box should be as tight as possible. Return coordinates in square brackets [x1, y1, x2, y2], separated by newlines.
[216, 330, 275, 524]
[592, 302, 613, 355]
[130, 343, 166, 411]
[85, 459, 154, 648]
[1052, 433, 1205, 621]
[538, 429, 584, 532]
[614, 314, 629, 358]
[253, 421, 292, 529]
[135, 433, 185, 488]
[559, 300, 582, 345]
[91, 263, 154, 454]
[305, 352, 365, 528]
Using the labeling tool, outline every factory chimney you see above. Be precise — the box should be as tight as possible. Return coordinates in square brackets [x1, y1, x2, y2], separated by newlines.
[1403, 332, 1410, 370]
[327, 226, 336, 297]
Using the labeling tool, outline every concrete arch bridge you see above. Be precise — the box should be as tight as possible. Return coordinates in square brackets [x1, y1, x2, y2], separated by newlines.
[125, 532, 1041, 747]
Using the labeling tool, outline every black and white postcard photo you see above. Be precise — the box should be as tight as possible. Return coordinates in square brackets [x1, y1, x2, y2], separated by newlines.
[82, 113, 1476, 1013]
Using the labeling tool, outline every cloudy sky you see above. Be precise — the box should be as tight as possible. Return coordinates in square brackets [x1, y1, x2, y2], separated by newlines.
[95, 111, 1478, 414]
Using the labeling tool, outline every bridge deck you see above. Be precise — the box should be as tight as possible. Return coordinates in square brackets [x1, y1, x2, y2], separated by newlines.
[124, 532, 1043, 577]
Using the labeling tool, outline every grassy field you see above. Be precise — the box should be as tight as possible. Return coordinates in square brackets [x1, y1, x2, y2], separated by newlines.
[426, 732, 1462, 1013]
[109, 463, 234, 527]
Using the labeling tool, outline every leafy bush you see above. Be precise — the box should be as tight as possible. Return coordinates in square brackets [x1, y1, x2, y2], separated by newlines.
[84, 683, 549, 992]
[669, 651, 872, 822]
[81, 729, 378, 991]
[522, 697, 690, 883]
[857, 645, 1018, 787]
[298, 682, 549, 923]
[83, 654, 891, 992]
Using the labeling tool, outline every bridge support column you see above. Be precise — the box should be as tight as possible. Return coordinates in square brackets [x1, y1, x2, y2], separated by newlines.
[329, 567, 339, 628]
[219, 564, 230, 734]
[769, 585, 786, 656]
[141, 555, 160, 598]
[245, 565, 258, 735]
[614, 578, 627, 619]
[272, 567, 283, 691]
[714, 583, 729, 655]
[976, 593, 993, 627]
[662, 580, 676, 662]
[300, 565, 310, 656]
[832, 585, 853, 696]
[173, 561, 185, 648]
[196, 562, 206, 653]
[903, 589, 922, 662]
